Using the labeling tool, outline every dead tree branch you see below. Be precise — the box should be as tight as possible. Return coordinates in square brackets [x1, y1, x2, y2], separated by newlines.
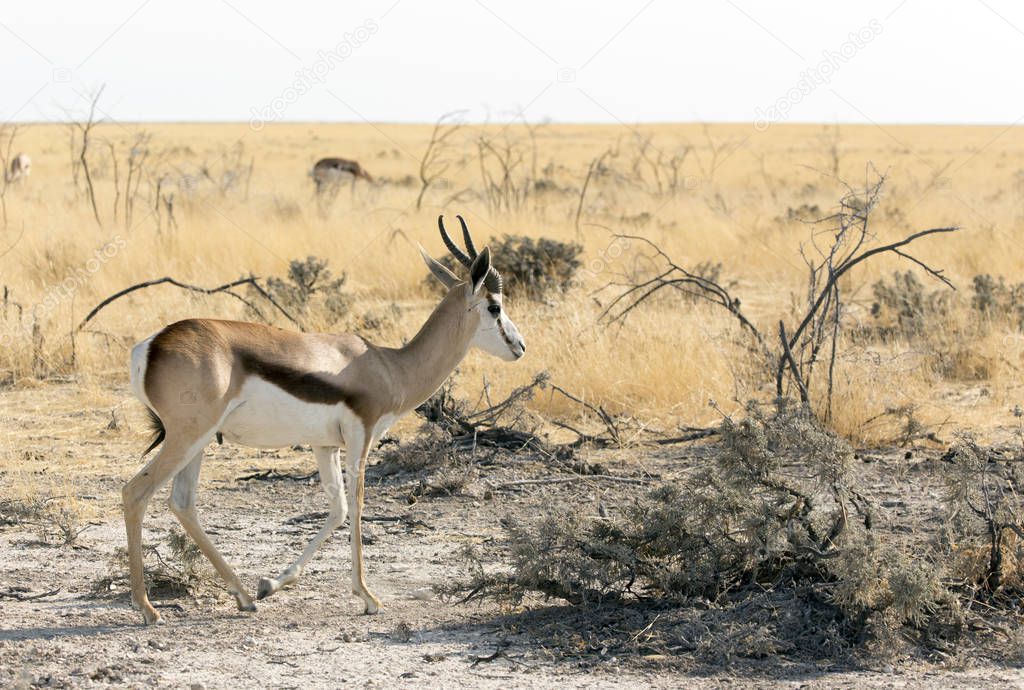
[574, 149, 612, 237]
[601, 171, 958, 417]
[77, 275, 301, 332]
[416, 110, 466, 210]
[72, 86, 106, 228]
[600, 233, 768, 355]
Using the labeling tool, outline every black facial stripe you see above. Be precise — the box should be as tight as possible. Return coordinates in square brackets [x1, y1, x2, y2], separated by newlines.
[495, 314, 516, 348]
[483, 295, 516, 349]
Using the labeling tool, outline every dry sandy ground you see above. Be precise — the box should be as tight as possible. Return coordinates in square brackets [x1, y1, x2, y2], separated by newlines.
[3, 475, 1024, 688]
[2, 390, 1024, 688]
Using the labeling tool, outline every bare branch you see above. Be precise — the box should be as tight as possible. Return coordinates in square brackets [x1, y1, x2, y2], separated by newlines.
[77, 275, 301, 332]
[416, 110, 466, 210]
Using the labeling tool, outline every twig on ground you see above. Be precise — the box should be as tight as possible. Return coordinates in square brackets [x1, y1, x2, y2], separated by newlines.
[0, 587, 61, 601]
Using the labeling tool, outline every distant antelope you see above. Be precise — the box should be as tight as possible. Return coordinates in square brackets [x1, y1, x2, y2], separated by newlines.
[311, 157, 372, 193]
[122, 215, 525, 625]
[6, 153, 30, 183]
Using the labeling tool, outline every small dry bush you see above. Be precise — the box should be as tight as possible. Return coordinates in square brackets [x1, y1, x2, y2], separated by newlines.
[489, 235, 582, 301]
[93, 528, 207, 600]
[971, 274, 1024, 330]
[379, 375, 559, 499]
[941, 433, 1024, 594]
[862, 271, 1021, 383]
[0, 496, 48, 527]
[448, 401, 971, 662]
[0, 496, 87, 545]
[868, 271, 952, 339]
[263, 255, 349, 325]
[380, 424, 456, 473]
[427, 235, 582, 301]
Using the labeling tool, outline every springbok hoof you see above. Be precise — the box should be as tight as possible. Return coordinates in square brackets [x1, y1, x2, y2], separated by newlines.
[232, 591, 257, 612]
[256, 577, 276, 600]
[360, 594, 382, 615]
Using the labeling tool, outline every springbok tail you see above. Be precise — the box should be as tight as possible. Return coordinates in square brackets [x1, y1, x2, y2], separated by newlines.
[142, 407, 166, 457]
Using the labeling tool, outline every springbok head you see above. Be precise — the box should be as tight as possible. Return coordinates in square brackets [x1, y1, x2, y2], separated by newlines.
[420, 215, 526, 361]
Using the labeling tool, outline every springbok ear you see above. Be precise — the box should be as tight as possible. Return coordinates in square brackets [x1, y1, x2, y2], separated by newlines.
[418, 244, 459, 289]
[469, 246, 491, 294]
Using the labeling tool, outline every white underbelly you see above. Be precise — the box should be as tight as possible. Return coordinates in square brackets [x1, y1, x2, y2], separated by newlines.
[219, 378, 346, 448]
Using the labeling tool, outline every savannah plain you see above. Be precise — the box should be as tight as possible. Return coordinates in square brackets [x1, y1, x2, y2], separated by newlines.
[2, 120, 1024, 687]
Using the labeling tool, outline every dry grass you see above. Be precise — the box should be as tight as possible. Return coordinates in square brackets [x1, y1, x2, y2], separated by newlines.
[1, 121, 1023, 481]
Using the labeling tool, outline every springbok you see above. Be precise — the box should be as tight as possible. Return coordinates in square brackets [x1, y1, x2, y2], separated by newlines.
[6, 153, 30, 183]
[311, 157, 372, 194]
[123, 216, 525, 625]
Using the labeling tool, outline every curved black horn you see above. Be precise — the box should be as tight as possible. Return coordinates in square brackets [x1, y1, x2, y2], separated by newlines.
[438, 215, 472, 267]
[457, 215, 477, 258]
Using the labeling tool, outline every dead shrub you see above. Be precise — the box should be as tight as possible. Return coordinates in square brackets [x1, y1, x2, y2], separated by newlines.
[447, 401, 969, 660]
[0, 496, 48, 527]
[380, 425, 456, 473]
[491, 235, 582, 300]
[941, 433, 1024, 593]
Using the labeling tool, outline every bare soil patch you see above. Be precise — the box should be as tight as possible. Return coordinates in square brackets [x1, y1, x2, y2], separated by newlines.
[2, 386, 1023, 688]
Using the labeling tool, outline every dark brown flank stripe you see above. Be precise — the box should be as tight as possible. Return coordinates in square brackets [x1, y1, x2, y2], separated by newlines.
[235, 349, 359, 407]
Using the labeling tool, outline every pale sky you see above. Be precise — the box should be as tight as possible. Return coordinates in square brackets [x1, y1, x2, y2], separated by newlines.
[2, 0, 1022, 125]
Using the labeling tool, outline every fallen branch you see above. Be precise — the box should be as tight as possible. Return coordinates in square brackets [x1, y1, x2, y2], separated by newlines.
[237, 468, 318, 482]
[651, 428, 718, 445]
[469, 641, 512, 667]
[0, 587, 61, 601]
[549, 383, 622, 447]
[497, 475, 649, 489]
[777, 321, 809, 402]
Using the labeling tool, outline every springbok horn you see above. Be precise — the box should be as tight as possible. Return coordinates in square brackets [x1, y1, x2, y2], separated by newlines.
[463, 216, 502, 293]
[438, 215, 472, 267]
[457, 215, 477, 258]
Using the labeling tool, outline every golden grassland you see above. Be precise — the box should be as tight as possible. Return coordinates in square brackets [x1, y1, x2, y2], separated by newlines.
[1, 120, 1023, 510]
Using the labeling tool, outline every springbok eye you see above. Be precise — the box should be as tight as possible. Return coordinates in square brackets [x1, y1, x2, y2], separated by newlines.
[487, 304, 501, 317]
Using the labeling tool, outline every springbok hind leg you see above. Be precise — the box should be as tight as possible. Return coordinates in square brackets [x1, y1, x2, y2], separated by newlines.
[347, 437, 381, 614]
[257, 446, 346, 600]
[169, 454, 256, 613]
[122, 430, 214, 625]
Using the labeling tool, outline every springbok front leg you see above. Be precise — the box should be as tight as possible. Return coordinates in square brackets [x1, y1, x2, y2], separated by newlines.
[257, 446, 347, 600]
[347, 433, 381, 614]
[168, 454, 255, 614]
[122, 428, 222, 625]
